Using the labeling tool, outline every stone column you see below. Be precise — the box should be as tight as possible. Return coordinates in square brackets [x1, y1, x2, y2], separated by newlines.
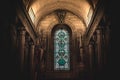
[104, 23, 111, 65]
[79, 35, 84, 69]
[96, 28, 102, 68]
[18, 26, 26, 72]
[88, 41, 94, 70]
[80, 48, 84, 64]
[24, 35, 31, 80]
[29, 41, 35, 80]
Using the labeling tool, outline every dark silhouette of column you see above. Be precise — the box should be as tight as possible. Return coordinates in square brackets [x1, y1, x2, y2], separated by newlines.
[18, 26, 26, 73]
[29, 41, 35, 80]
[24, 34, 31, 80]
[104, 23, 111, 66]
[88, 41, 94, 70]
[79, 35, 84, 69]
[80, 48, 84, 65]
[96, 28, 102, 69]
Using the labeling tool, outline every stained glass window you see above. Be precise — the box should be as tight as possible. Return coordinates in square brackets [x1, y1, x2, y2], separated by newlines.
[54, 29, 70, 70]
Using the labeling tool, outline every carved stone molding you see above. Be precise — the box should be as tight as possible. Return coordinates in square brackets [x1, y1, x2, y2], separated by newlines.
[55, 9, 66, 24]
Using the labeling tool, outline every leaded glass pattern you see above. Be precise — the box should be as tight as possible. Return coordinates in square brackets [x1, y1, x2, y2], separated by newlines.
[54, 29, 70, 70]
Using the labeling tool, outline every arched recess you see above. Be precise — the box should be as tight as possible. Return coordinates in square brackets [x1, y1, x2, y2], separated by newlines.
[51, 24, 72, 71]
[52, 24, 72, 71]
[47, 19, 76, 36]
[44, 24, 76, 79]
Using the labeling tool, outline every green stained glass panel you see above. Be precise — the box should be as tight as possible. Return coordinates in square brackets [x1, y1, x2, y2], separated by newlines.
[58, 58, 66, 66]
[54, 29, 70, 70]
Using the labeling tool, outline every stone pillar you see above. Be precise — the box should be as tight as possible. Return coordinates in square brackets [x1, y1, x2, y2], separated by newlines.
[18, 26, 26, 72]
[79, 35, 84, 69]
[104, 23, 110, 65]
[96, 28, 102, 68]
[24, 42, 29, 66]
[80, 48, 84, 64]
[24, 35, 31, 80]
[29, 41, 35, 80]
[88, 41, 94, 70]
[79, 34, 82, 47]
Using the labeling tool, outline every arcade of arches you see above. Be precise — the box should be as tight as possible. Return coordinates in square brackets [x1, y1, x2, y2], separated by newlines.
[1, 0, 112, 80]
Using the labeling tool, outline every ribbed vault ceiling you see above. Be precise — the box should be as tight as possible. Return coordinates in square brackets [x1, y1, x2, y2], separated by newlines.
[23, 0, 99, 35]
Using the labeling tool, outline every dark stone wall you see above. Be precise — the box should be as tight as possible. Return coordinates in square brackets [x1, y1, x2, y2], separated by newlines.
[0, 0, 18, 80]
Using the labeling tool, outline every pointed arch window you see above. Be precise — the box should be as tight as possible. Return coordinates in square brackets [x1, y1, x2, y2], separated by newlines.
[54, 29, 70, 70]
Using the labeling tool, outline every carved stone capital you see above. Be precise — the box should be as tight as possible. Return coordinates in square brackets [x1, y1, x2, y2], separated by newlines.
[29, 40, 34, 46]
[18, 26, 26, 35]
[55, 9, 66, 24]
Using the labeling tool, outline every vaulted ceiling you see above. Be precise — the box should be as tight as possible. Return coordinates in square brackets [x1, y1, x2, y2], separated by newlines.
[23, 0, 99, 35]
